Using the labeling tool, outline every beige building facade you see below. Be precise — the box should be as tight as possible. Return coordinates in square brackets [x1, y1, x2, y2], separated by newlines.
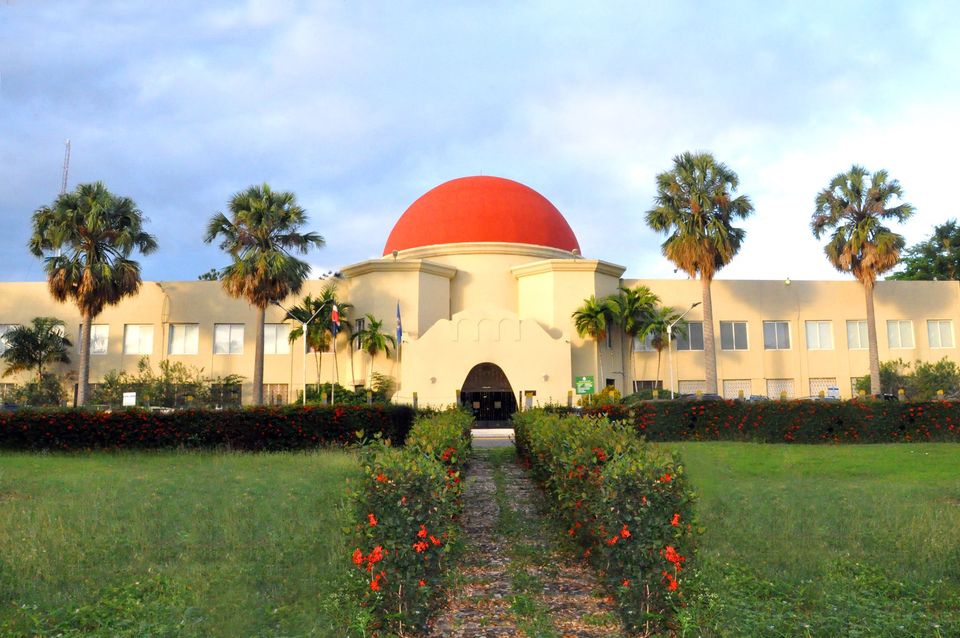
[2, 176, 958, 409]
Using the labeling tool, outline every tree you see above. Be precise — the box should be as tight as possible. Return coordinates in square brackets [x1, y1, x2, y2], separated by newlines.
[29, 181, 158, 406]
[351, 314, 396, 387]
[198, 268, 221, 281]
[812, 165, 914, 394]
[646, 152, 754, 394]
[285, 283, 353, 388]
[888, 219, 960, 281]
[644, 305, 686, 392]
[204, 183, 324, 405]
[609, 285, 659, 389]
[1, 317, 72, 382]
[572, 295, 617, 386]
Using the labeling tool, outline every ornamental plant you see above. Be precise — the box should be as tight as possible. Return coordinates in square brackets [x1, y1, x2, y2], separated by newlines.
[514, 409, 697, 635]
[346, 409, 471, 635]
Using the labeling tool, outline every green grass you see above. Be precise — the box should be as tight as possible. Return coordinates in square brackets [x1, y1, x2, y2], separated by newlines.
[666, 442, 960, 637]
[0, 450, 359, 637]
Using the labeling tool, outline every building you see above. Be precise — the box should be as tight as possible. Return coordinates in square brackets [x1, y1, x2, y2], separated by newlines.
[1, 175, 958, 411]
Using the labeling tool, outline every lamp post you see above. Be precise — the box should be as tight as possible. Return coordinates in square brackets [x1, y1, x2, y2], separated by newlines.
[274, 301, 325, 406]
[668, 301, 702, 400]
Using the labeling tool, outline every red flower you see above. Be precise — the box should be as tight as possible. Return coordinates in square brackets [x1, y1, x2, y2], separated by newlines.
[622, 579, 630, 587]
[368, 513, 378, 527]
[370, 578, 380, 591]
[419, 579, 427, 587]
[659, 472, 672, 483]
[375, 472, 388, 483]
[671, 513, 680, 526]
[352, 549, 364, 566]
[606, 535, 619, 546]
[429, 535, 442, 546]
[417, 524, 428, 538]
[620, 524, 631, 539]
[413, 540, 428, 553]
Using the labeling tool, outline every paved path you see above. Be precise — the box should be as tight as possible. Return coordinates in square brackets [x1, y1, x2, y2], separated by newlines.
[428, 449, 625, 638]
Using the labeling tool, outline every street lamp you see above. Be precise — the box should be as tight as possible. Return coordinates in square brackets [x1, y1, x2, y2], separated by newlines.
[667, 301, 702, 400]
[274, 301, 325, 406]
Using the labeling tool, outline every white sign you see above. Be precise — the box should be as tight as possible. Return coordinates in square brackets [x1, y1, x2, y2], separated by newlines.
[826, 386, 840, 399]
[122, 392, 137, 407]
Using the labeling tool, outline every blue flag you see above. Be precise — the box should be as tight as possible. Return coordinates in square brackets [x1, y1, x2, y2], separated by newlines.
[396, 301, 402, 345]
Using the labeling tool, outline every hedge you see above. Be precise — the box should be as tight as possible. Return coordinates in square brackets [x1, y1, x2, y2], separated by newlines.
[580, 400, 960, 443]
[0, 404, 416, 451]
[513, 409, 696, 635]
[346, 409, 473, 635]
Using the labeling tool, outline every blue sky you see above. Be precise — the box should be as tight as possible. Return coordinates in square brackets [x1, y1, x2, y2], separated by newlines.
[2, 1, 958, 283]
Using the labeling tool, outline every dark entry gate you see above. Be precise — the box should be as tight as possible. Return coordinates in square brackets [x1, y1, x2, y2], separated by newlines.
[460, 362, 517, 426]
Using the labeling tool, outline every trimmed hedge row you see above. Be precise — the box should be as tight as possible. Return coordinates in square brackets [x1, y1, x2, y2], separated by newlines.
[513, 409, 696, 635]
[582, 400, 960, 443]
[0, 405, 416, 451]
[347, 409, 473, 636]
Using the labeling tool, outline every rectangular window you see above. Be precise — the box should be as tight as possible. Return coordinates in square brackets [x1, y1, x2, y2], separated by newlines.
[722, 379, 752, 399]
[846, 320, 868, 350]
[123, 324, 154, 355]
[927, 320, 954, 348]
[675, 322, 704, 351]
[633, 332, 656, 352]
[766, 378, 795, 399]
[606, 329, 613, 349]
[168, 324, 199, 355]
[805, 320, 834, 350]
[263, 383, 288, 405]
[763, 321, 790, 350]
[355, 318, 365, 334]
[214, 324, 244, 355]
[263, 323, 291, 355]
[633, 380, 662, 392]
[79, 324, 109, 355]
[210, 383, 242, 408]
[0, 324, 18, 355]
[886, 320, 915, 349]
[720, 321, 748, 351]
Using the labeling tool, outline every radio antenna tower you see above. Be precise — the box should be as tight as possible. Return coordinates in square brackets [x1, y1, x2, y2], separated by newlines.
[60, 139, 71, 194]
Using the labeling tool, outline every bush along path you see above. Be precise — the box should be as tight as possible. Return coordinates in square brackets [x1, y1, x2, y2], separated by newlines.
[428, 447, 626, 638]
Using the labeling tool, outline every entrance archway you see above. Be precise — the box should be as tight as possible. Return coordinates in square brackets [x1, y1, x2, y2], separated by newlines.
[460, 362, 517, 426]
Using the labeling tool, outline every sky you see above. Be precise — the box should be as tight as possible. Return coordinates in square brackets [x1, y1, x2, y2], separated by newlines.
[2, 1, 959, 284]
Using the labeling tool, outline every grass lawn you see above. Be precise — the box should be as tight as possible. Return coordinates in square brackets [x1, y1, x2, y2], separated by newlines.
[0, 450, 359, 638]
[668, 442, 960, 637]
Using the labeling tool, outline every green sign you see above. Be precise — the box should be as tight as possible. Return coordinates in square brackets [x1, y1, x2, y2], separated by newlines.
[575, 375, 595, 395]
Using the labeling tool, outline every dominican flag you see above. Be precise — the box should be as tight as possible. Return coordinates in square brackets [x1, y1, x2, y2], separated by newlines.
[396, 301, 402, 345]
[331, 303, 340, 338]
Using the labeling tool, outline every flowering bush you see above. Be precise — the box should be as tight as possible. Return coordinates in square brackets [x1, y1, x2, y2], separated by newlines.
[346, 409, 472, 635]
[514, 409, 696, 635]
[0, 404, 416, 451]
[581, 399, 960, 444]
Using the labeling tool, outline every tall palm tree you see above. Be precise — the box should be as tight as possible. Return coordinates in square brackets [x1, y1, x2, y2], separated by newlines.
[285, 284, 352, 389]
[811, 165, 914, 395]
[644, 306, 685, 391]
[609, 285, 660, 389]
[351, 314, 396, 387]
[29, 182, 157, 406]
[572, 295, 617, 387]
[204, 183, 325, 405]
[645, 152, 754, 394]
[1, 317, 72, 382]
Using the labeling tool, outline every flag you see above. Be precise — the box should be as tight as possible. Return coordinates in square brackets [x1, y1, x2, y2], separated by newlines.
[331, 303, 340, 338]
[396, 301, 402, 345]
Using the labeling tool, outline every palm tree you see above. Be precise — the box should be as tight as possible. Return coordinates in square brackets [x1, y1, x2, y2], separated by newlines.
[609, 285, 660, 388]
[351, 314, 396, 387]
[29, 182, 158, 406]
[572, 295, 617, 387]
[1, 317, 72, 382]
[204, 183, 325, 405]
[811, 165, 914, 395]
[644, 306, 685, 391]
[285, 284, 353, 391]
[645, 152, 754, 394]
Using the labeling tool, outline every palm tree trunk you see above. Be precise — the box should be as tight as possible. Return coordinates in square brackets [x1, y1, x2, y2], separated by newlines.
[253, 305, 265, 405]
[314, 349, 321, 400]
[596, 339, 604, 388]
[701, 277, 718, 394]
[655, 348, 663, 391]
[864, 281, 881, 395]
[77, 313, 93, 406]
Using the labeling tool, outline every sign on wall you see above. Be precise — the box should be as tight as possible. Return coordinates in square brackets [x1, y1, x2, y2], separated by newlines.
[574, 376, 594, 395]
[122, 392, 136, 407]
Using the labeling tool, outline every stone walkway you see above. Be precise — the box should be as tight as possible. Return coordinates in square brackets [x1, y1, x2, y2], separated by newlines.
[428, 449, 625, 638]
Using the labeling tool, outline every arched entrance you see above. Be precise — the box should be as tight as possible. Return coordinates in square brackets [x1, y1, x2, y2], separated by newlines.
[460, 362, 517, 425]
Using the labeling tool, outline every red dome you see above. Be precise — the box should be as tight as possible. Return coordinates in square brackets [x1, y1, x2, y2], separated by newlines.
[383, 176, 580, 255]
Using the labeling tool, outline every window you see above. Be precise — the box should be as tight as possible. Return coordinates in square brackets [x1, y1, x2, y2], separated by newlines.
[722, 379, 751, 399]
[80, 324, 109, 355]
[678, 380, 706, 395]
[263, 383, 288, 405]
[123, 324, 153, 355]
[675, 322, 704, 351]
[846, 320, 868, 350]
[210, 383, 242, 408]
[766, 378, 795, 399]
[214, 324, 244, 355]
[720, 321, 748, 350]
[927, 320, 954, 348]
[264, 323, 291, 355]
[805, 320, 833, 350]
[887, 320, 914, 349]
[633, 332, 656, 352]
[168, 324, 199, 355]
[0, 324, 17, 355]
[355, 318, 365, 334]
[633, 380, 662, 392]
[809, 377, 838, 398]
[763, 321, 790, 350]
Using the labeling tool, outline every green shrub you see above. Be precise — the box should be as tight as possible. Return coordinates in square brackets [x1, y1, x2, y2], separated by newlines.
[346, 409, 472, 635]
[514, 409, 697, 635]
